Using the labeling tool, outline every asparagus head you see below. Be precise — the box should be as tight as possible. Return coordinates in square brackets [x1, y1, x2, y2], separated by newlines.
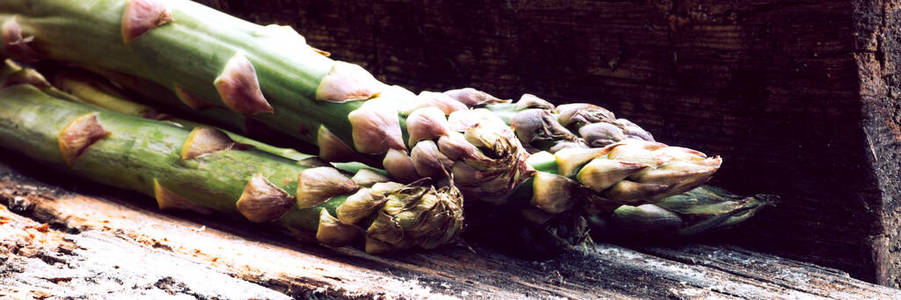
[456, 90, 774, 239]
[588, 185, 776, 240]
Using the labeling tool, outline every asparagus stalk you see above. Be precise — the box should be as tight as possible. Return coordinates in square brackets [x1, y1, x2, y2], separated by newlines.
[2, 60, 397, 186]
[0, 83, 464, 254]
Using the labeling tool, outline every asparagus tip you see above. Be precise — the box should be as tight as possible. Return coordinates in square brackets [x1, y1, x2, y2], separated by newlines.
[406, 107, 450, 145]
[364, 181, 464, 253]
[180, 127, 235, 160]
[336, 188, 385, 225]
[347, 104, 405, 154]
[382, 148, 419, 182]
[443, 87, 510, 107]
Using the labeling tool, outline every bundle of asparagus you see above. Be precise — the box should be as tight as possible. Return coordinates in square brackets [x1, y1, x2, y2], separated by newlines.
[49, 62, 771, 243]
[0, 60, 589, 252]
[5, 59, 770, 257]
[0, 0, 533, 204]
[0, 80, 465, 254]
[65, 65, 734, 244]
[0, 0, 725, 223]
[0, 0, 777, 251]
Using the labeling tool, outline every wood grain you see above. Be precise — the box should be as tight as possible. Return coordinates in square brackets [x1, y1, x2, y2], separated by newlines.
[200, 0, 901, 286]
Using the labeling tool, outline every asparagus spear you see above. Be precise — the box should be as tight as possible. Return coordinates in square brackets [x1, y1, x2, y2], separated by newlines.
[1, 60, 401, 188]
[589, 185, 775, 239]
[0, 83, 464, 254]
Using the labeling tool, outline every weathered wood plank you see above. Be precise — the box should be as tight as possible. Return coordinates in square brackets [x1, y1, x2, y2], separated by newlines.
[638, 245, 899, 299]
[0, 151, 899, 298]
[200, 0, 901, 286]
[0, 204, 291, 299]
[853, 0, 901, 288]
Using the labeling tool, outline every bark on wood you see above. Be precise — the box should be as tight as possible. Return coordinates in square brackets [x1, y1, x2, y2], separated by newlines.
[200, 0, 901, 286]
[1, 151, 899, 298]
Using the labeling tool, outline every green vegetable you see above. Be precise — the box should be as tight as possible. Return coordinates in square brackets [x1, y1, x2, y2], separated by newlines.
[0, 83, 464, 254]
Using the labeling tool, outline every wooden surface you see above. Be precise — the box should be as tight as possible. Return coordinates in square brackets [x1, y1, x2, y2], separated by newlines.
[1, 154, 899, 298]
[200, 0, 901, 286]
[854, 0, 901, 288]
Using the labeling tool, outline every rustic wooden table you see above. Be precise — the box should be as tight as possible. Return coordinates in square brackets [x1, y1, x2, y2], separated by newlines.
[1, 151, 897, 299]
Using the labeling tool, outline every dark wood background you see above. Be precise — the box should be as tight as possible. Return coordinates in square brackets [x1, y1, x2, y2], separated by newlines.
[199, 0, 901, 286]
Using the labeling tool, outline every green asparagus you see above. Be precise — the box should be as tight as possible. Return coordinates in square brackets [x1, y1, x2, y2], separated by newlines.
[0, 0, 532, 205]
[0, 0, 717, 213]
[0, 83, 464, 254]
[0, 0, 743, 247]
[71, 64, 728, 243]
